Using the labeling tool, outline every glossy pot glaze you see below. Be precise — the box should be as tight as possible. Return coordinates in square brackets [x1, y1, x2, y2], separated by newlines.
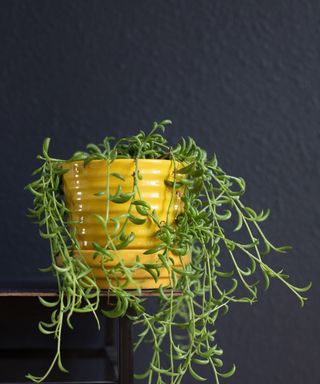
[62, 159, 189, 289]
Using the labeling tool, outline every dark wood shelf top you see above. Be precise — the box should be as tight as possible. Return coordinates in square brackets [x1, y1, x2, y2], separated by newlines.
[0, 288, 181, 297]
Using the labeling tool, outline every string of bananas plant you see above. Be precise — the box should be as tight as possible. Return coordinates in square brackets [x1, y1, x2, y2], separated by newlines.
[26, 120, 311, 383]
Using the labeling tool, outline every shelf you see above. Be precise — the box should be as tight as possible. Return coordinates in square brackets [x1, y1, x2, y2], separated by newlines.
[0, 288, 181, 297]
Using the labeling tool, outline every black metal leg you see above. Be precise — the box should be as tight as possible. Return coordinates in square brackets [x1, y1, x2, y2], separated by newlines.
[105, 317, 118, 382]
[119, 314, 133, 384]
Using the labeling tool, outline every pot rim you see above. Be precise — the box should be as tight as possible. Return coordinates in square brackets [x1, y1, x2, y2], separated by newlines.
[64, 158, 178, 164]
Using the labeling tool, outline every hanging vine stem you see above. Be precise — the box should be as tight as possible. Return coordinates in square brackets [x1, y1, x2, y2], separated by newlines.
[26, 120, 311, 383]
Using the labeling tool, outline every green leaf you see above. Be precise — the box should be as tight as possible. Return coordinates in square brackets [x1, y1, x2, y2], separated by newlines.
[70, 151, 87, 161]
[225, 239, 235, 251]
[38, 296, 60, 308]
[150, 209, 160, 226]
[294, 281, 312, 293]
[31, 166, 44, 176]
[143, 266, 159, 282]
[110, 188, 134, 204]
[38, 321, 55, 335]
[128, 214, 146, 225]
[143, 243, 166, 255]
[216, 270, 234, 278]
[86, 143, 101, 154]
[39, 230, 56, 239]
[262, 270, 270, 290]
[274, 245, 293, 253]
[216, 210, 232, 221]
[197, 346, 219, 359]
[94, 191, 105, 196]
[92, 242, 112, 258]
[213, 358, 223, 367]
[192, 358, 209, 365]
[52, 264, 71, 273]
[116, 232, 135, 249]
[102, 295, 128, 318]
[189, 364, 207, 381]
[158, 285, 169, 301]
[42, 137, 51, 156]
[234, 211, 243, 231]
[170, 246, 188, 256]
[132, 200, 150, 208]
[110, 172, 125, 181]
[225, 278, 238, 295]
[244, 206, 257, 218]
[150, 364, 178, 377]
[256, 209, 270, 221]
[93, 214, 107, 230]
[57, 357, 69, 373]
[172, 266, 195, 277]
[110, 217, 121, 235]
[135, 205, 149, 216]
[26, 185, 42, 197]
[164, 180, 184, 188]
[134, 371, 150, 380]
[218, 364, 236, 378]
[176, 162, 195, 174]
[38, 265, 53, 273]
[159, 119, 172, 126]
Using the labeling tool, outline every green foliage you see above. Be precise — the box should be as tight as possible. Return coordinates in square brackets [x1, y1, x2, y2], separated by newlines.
[25, 120, 311, 383]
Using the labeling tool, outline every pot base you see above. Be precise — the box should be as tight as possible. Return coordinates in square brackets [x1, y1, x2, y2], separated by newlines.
[73, 249, 190, 289]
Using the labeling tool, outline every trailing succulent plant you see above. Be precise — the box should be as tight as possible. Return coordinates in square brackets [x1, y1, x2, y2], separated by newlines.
[26, 120, 310, 383]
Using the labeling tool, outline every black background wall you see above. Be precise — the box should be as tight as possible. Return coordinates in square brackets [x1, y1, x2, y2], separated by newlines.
[0, 1, 319, 383]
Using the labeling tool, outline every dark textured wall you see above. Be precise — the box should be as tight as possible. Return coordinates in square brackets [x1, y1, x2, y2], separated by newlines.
[0, 1, 319, 383]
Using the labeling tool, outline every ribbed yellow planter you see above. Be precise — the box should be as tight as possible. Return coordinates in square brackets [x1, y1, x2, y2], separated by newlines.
[62, 159, 189, 289]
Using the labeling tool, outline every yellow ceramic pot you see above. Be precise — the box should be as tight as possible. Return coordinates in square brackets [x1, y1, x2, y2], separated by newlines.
[62, 159, 189, 289]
